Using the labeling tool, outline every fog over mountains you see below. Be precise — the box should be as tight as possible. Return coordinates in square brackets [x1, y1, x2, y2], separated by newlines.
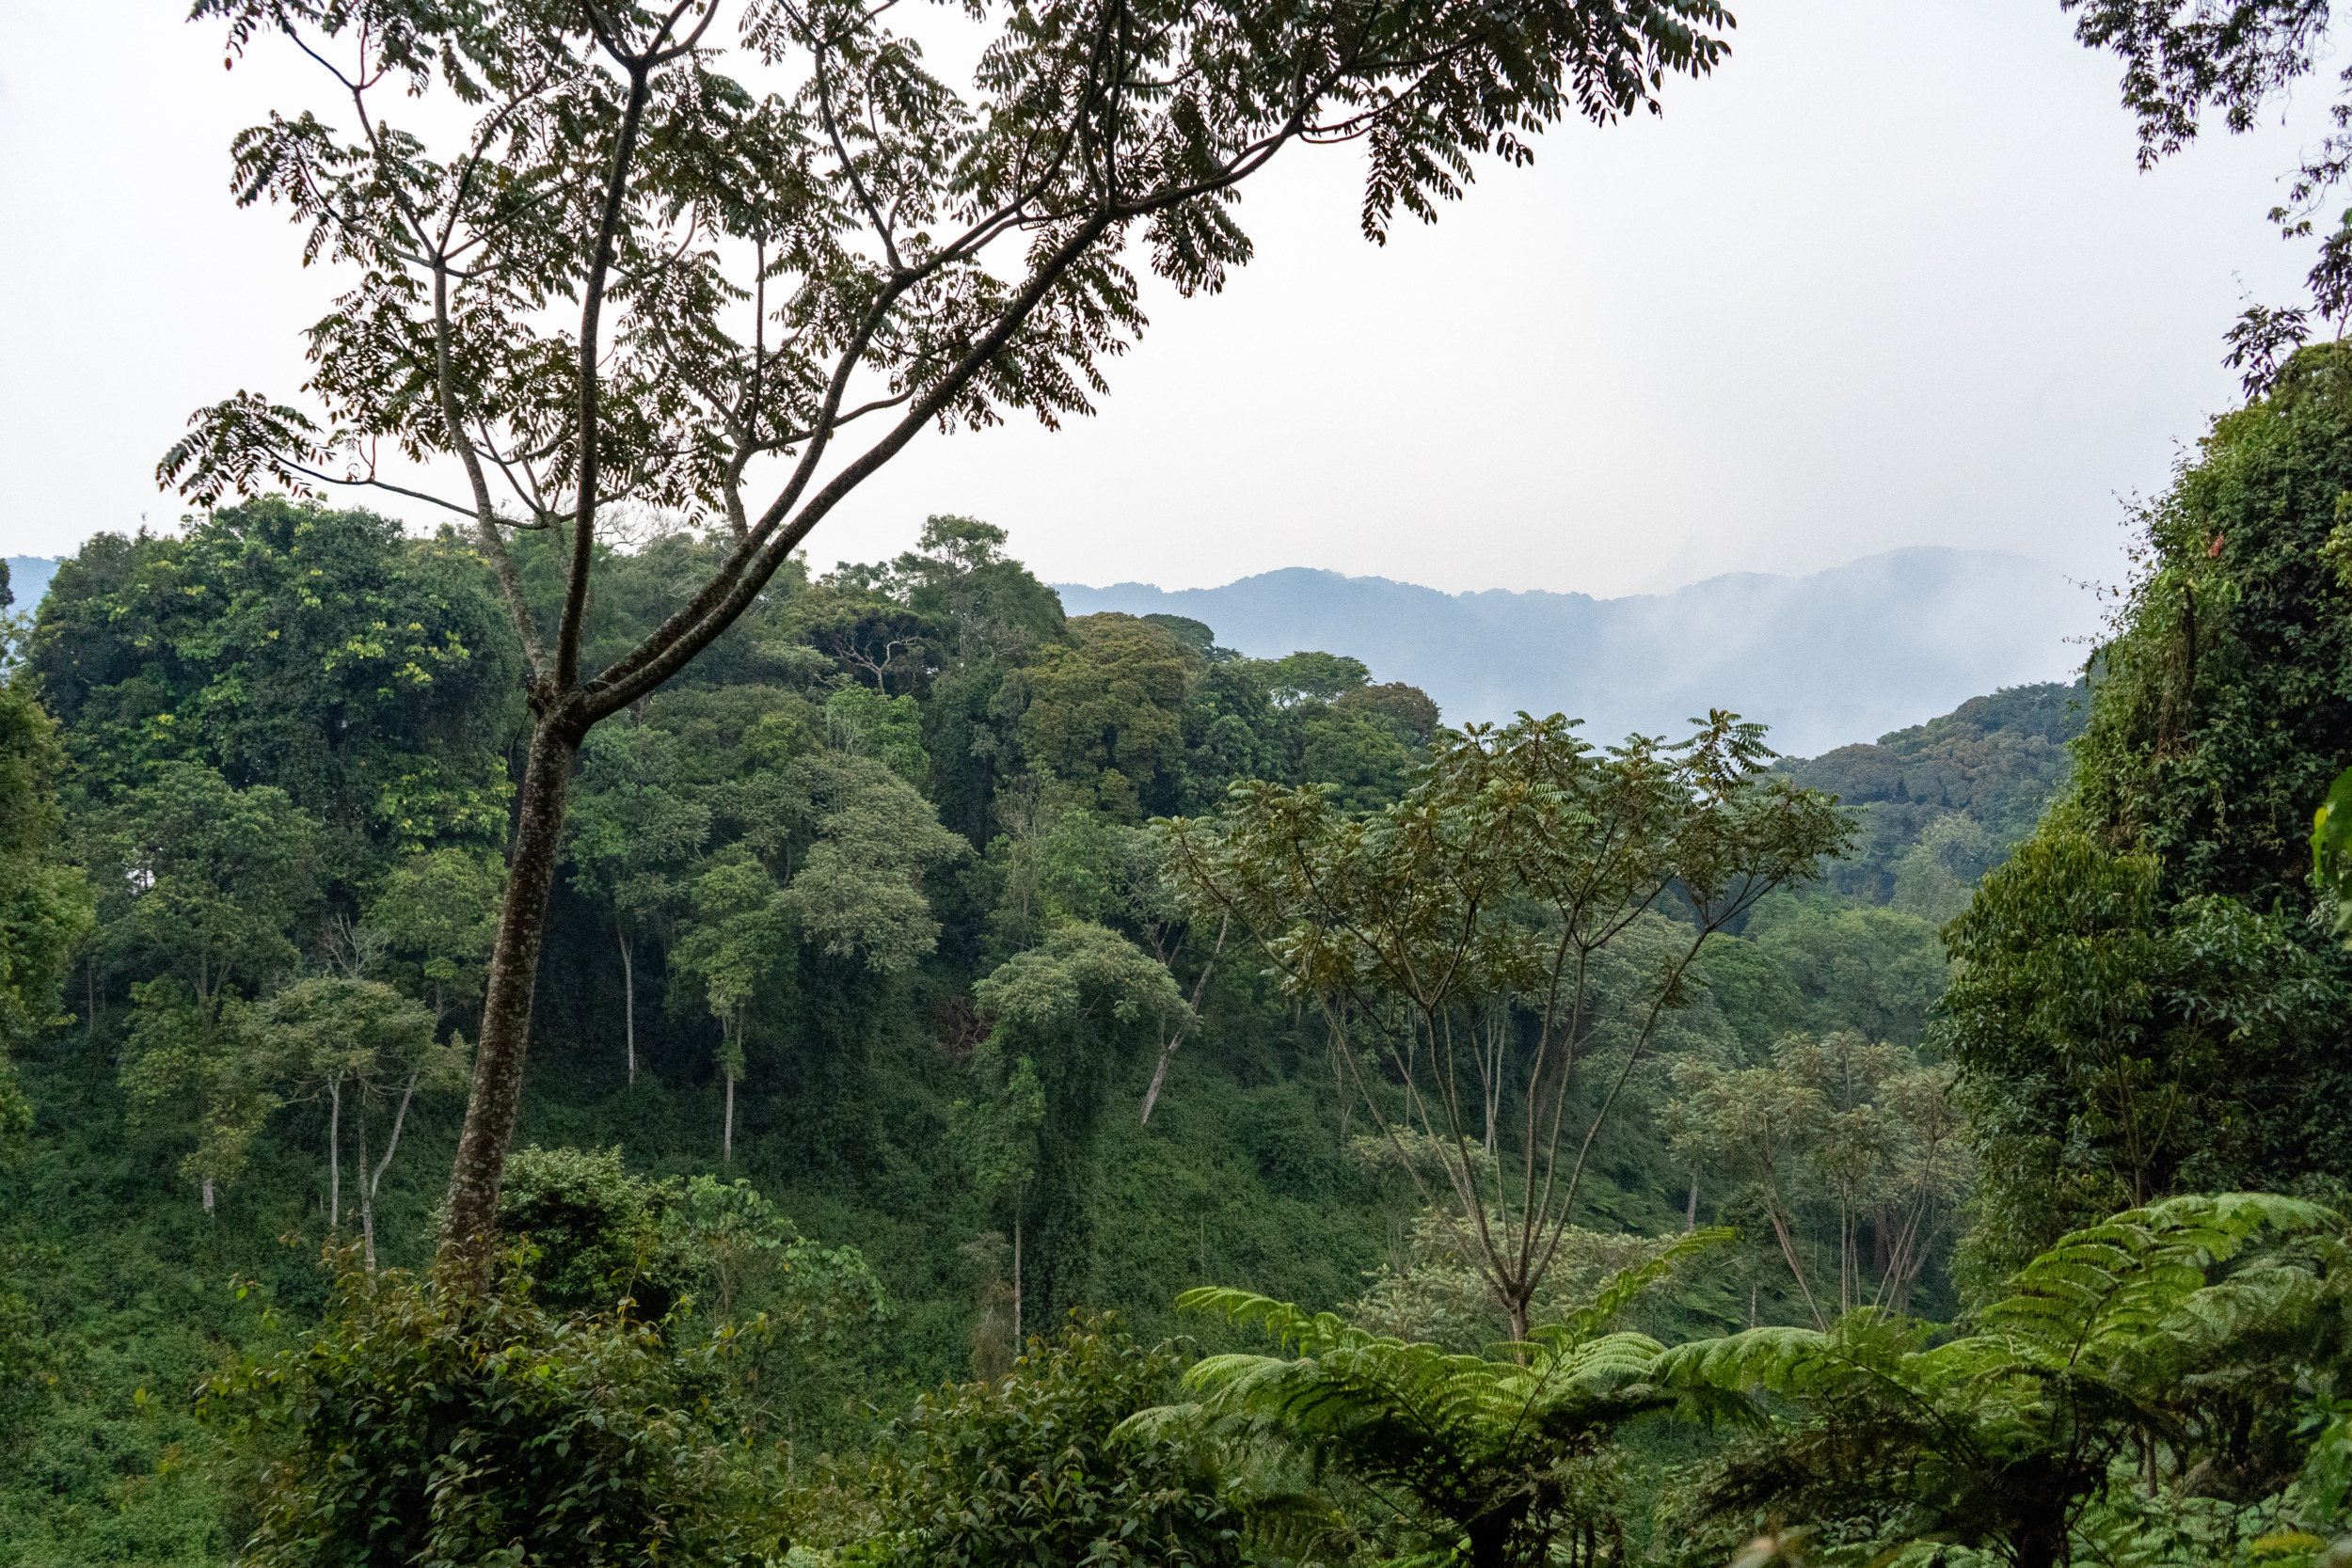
[4, 557, 60, 606]
[1057, 546, 2099, 757]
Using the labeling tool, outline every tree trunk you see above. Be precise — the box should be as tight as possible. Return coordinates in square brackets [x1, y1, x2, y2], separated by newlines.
[1768, 1203, 1829, 1330]
[1012, 1210, 1023, 1347]
[1686, 1169, 1700, 1230]
[1140, 914, 1224, 1126]
[1466, 1518, 1513, 1568]
[723, 1066, 736, 1165]
[357, 1099, 376, 1275]
[618, 923, 636, 1085]
[1140, 1017, 1179, 1126]
[2011, 1520, 2066, 1568]
[328, 1076, 342, 1231]
[201, 1175, 215, 1214]
[440, 721, 580, 1259]
[360, 1069, 421, 1277]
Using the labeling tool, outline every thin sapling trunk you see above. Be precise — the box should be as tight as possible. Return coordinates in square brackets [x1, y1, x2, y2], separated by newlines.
[327, 1075, 342, 1232]
[618, 922, 636, 1085]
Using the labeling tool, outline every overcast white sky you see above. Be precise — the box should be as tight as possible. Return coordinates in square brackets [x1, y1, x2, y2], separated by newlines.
[0, 0, 2334, 597]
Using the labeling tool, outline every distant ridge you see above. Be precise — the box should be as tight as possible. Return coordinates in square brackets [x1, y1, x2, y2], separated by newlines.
[5, 557, 60, 608]
[1056, 546, 2097, 756]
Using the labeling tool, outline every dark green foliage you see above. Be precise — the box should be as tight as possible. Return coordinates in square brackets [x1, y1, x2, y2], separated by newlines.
[1702, 897, 1947, 1050]
[1945, 345, 2352, 1290]
[1022, 616, 1194, 821]
[513, 531, 800, 695]
[1654, 1194, 2352, 1568]
[199, 1254, 783, 1568]
[93, 761, 315, 1009]
[1162, 1234, 1736, 1568]
[2069, 346, 2352, 908]
[1142, 615, 1217, 654]
[976, 927, 1183, 1325]
[1776, 680, 2088, 908]
[1294, 711, 1416, 813]
[0, 675, 89, 1139]
[1332, 682, 1442, 747]
[3, 497, 2132, 1564]
[29, 502, 520, 849]
[865, 1318, 1245, 1568]
[493, 1145, 679, 1316]
[1178, 657, 1291, 812]
[1944, 834, 2347, 1285]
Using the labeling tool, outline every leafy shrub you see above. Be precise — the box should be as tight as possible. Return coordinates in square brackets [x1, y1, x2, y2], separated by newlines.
[199, 1250, 782, 1567]
[863, 1316, 1243, 1568]
[492, 1144, 684, 1317]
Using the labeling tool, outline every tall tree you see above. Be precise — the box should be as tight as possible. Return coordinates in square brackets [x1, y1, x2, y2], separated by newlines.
[99, 762, 318, 1211]
[1019, 615, 1192, 820]
[98, 762, 315, 1021]
[0, 673, 91, 1152]
[973, 922, 1184, 1323]
[1944, 345, 2352, 1286]
[673, 750, 964, 1162]
[1167, 713, 1850, 1341]
[1662, 1031, 1968, 1323]
[671, 852, 785, 1165]
[160, 0, 1737, 1252]
[950, 1049, 1044, 1345]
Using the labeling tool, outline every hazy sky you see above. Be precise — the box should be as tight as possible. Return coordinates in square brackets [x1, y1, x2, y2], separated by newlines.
[0, 0, 2332, 598]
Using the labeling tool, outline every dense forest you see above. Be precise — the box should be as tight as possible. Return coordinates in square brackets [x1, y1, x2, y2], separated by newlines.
[0, 497, 2055, 1561]
[16, 0, 2352, 1562]
[8, 341, 2352, 1567]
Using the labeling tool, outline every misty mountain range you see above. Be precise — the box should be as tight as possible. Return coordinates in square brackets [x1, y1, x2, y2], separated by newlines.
[1057, 546, 2099, 757]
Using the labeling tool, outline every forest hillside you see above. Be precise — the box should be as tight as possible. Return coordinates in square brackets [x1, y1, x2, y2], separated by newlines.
[12, 343, 2352, 1563]
[14, 0, 2352, 1561]
[3, 497, 2094, 1564]
[1059, 546, 2092, 752]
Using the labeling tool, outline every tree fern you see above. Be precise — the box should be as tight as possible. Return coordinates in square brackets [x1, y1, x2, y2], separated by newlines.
[1132, 1229, 1734, 1568]
[1651, 1195, 2350, 1568]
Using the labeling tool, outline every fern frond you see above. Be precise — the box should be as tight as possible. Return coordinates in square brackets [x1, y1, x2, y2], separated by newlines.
[1111, 1401, 1209, 1444]
[1529, 1227, 1734, 1349]
[1179, 1287, 1359, 1354]
[1243, 1490, 1360, 1566]
[1979, 1193, 2340, 1366]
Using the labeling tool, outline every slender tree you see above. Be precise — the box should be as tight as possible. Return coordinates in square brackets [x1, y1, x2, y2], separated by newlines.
[566, 723, 709, 1083]
[161, 0, 1737, 1254]
[671, 852, 782, 1164]
[251, 976, 467, 1271]
[950, 1050, 1044, 1343]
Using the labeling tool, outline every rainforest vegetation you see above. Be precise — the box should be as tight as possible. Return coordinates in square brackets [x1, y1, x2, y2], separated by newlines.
[11, 357, 2352, 1565]
[14, 0, 2352, 1564]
